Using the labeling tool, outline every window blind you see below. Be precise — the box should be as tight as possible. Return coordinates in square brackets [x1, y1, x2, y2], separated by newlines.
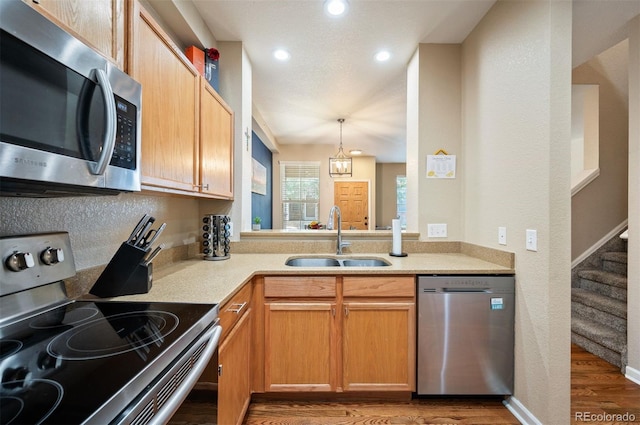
[280, 161, 320, 229]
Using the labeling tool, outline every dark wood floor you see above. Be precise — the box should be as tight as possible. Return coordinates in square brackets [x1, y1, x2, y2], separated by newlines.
[570, 344, 640, 424]
[170, 344, 640, 425]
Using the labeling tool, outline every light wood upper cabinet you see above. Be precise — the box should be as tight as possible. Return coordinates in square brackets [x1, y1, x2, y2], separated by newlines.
[129, 2, 199, 193]
[128, 2, 234, 198]
[200, 80, 234, 198]
[24, 0, 125, 69]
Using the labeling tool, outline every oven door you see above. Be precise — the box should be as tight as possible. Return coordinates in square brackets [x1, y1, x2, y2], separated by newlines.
[107, 322, 223, 425]
[0, 0, 141, 194]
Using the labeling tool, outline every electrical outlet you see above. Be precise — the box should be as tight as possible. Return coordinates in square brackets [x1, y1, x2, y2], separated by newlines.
[498, 227, 507, 245]
[427, 223, 447, 238]
[526, 229, 537, 251]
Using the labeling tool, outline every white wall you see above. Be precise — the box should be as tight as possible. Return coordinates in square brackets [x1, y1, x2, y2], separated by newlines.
[406, 44, 463, 240]
[627, 14, 640, 382]
[572, 41, 629, 259]
[218, 41, 253, 237]
[461, 1, 572, 423]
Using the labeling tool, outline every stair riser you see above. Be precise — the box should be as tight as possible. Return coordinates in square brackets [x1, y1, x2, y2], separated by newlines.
[571, 332, 623, 369]
[571, 302, 627, 333]
[579, 278, 627, 301]
[602, 261, 627, 276]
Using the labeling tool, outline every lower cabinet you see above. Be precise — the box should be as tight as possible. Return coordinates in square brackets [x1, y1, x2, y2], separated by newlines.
[262, 275, 415, 393]
[342, 276, 416, 392]
[342, 301, 415, 391]
[195, 282, 252, 425]
[218, 308, 251, 425]
[263, 276, 338, 392]
[265, 302, 338, 391]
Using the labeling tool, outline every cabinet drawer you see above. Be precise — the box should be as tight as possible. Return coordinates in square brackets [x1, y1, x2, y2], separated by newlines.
[220, 282, 252, 340]
[343, 276, 415, 297]
[264, 276, 336, 298]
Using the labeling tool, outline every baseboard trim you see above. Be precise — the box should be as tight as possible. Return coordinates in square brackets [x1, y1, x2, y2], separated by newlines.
[503, 396, 542, 425]
[572, 220, 628, 268]
[626, 365, 640, 385]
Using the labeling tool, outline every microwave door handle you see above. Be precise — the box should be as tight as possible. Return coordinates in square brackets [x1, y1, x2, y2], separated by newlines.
[90, 68, 117, 175]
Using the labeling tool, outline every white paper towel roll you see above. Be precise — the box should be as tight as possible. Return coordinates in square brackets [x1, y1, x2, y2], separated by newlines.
[392, 219, 402, 255]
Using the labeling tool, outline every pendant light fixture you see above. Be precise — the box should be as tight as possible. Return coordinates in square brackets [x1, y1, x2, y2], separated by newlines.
[329, 118, 352, 177]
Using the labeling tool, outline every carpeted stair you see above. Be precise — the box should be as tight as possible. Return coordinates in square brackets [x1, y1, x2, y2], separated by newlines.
[571, 234, 627, 371]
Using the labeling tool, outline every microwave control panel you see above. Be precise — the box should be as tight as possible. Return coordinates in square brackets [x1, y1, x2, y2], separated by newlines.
[110, 96, 137, 170]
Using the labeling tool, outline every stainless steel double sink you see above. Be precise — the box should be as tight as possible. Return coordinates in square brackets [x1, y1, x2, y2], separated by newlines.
[285, 256, 391, 267]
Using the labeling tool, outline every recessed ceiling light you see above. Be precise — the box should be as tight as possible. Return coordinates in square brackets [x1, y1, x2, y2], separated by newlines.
[273, 49, 291, 61]
[375, 50, 391, 62]
[325, 0, 348, 16]
[349, 149, 363, 155]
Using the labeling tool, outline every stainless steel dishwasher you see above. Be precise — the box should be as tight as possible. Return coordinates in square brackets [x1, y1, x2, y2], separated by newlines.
[417, 275, 515, 395]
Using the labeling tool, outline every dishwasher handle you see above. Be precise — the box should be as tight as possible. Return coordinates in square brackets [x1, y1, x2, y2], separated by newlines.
[421, 287, 492, 293]
[443, 288, 491, 293]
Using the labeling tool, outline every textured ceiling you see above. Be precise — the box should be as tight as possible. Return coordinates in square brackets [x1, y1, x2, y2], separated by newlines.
[191, 0, 496, 162]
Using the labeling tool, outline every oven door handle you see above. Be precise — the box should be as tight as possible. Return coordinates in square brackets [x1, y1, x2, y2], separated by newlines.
[90, 68, 117, 176]
[149, 324, 222, 425]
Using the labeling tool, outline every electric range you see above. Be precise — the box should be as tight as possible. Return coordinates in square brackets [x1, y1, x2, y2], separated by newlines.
[0, 232, 220, 424]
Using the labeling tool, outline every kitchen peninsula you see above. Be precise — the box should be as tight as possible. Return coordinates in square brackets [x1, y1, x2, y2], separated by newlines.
[107, 241, 514, 425]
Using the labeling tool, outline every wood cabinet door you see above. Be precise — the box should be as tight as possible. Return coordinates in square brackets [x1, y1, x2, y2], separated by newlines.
[129, 3, 199, 192]
[264, 302, 337, 392]
[25, 0, 125, 69]
[218, 308, 252, 425]
[200, 79, 234, 199]
[342, 302, 416, 391]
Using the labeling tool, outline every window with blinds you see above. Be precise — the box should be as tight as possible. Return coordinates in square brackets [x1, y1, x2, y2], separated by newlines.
[280, 161, 320, 229]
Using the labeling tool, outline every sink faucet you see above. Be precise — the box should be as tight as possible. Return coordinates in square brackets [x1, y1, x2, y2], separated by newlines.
[328, 205, 351, 255]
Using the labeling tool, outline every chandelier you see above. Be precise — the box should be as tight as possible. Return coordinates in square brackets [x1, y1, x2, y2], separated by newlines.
[329, 118, 352, 177]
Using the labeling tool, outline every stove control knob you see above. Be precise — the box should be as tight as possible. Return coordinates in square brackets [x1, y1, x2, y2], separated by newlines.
[41, 247, 64, 265]
[5, 251, 35, 272]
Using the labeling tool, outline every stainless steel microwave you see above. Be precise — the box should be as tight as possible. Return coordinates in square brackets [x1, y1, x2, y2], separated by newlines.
[0, 0, 142, 196]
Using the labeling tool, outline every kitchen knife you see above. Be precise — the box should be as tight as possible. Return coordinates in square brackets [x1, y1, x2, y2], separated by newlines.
[140, 229, 156, 246]
[143, 223, 166, 249]
[126, 214, 150, 244]
[134, 217, 156, 247]
[143, 244, 164, 266]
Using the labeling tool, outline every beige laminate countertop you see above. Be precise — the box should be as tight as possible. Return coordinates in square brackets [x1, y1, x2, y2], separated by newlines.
[111, 252, 514, 307]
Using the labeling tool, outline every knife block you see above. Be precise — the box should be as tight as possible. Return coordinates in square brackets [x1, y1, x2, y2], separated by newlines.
[90, 243, 152, 297]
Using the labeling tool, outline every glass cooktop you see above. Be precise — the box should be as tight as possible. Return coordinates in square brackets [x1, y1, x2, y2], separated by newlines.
[0, 300, 217, 424]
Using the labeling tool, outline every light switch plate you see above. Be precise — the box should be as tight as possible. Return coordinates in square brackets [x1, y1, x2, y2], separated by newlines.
[498, 227, 507, 245]
[428, 223, 447, 238]
[526, 229, 537, 251]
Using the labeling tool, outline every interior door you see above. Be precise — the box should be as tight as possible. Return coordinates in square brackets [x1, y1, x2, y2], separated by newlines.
[334, 181, 369, 230]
